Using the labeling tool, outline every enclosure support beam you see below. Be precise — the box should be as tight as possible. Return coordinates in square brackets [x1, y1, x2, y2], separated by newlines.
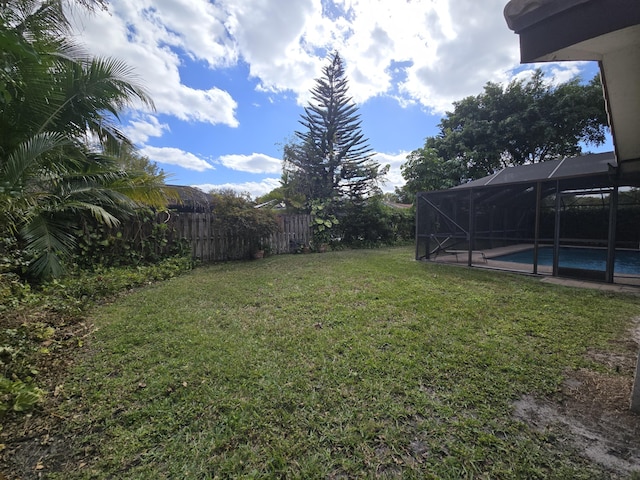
[553, 181, 561, 276]
[606, 186, 618, 283]
[533, 182, 542, 275]
[421, 196, 469, 236]
[415, 194, 422, 260]
[468, 190, 476, 267]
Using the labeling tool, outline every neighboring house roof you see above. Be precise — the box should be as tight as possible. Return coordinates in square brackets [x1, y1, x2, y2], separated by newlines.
[166, 185, 211, 212]
[383, 201, 413, 209]
[503, 0, 640, 172]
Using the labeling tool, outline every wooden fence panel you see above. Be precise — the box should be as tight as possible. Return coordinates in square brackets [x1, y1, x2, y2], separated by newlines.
[167, 213, 312, 263]
[267, 214, 311, 254]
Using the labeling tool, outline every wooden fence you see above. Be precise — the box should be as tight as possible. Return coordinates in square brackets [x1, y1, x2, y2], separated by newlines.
[168, 213, 311, 263]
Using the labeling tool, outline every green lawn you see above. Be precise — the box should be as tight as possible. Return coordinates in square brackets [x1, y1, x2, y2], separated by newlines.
[54, 247, 640, 479]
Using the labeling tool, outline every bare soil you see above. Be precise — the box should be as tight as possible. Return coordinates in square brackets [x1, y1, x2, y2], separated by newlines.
[514, 319, 640, 478]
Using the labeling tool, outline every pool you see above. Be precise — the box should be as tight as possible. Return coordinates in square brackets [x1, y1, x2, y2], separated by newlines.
[492, 246, 640, 275]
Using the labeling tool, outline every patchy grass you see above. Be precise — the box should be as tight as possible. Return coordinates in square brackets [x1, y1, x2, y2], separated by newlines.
[27, 248, 640, 478]
[0, 255, 193, 473]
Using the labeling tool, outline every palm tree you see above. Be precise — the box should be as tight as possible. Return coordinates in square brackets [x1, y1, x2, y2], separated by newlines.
[0, 0, 170, 279]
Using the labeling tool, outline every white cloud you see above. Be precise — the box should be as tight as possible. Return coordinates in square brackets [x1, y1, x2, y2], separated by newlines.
[500, 61, 590, 94]
[222, 0, 324, 99]
[140, 146, 214, 172]
[71, 0, 593, 124]
[124, 115, 170, 144]
[218, 153, 282, 174]
[396, 1, 520, 113]
[193, 178, 281, 198]
[139, 0, 238, 67]
[373, 151, 410, 193]
[70, 1, 239, 127]
[544, 63, 587, 85]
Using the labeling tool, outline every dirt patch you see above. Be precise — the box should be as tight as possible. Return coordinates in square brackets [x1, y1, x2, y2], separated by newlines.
[0, 312, 96, 480]
[514, 319, 640, 478]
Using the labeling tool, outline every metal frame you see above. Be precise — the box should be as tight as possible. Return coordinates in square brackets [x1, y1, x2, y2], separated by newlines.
[416, 154, 640, 283]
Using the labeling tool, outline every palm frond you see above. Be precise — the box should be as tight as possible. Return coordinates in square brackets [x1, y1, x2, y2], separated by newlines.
[3, 132, 69, 188]
[109, 173, 175, 209]
[20, 210, 77, 279]
[57, 200, 122, 228]
[38, 55, 155, 141]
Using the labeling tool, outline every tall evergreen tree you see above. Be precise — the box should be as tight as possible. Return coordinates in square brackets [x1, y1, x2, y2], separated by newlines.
[284, 52, 386, 204]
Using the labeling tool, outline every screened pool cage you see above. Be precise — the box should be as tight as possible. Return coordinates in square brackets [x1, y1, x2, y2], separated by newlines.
[415, 152, 640, 285]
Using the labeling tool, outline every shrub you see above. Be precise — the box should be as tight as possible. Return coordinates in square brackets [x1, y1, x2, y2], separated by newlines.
[210, 190, 280, 255]
[337, 197, 414, 248]
[0, 377, 45, 416]
[74, 208, 190, 270]
[0, 322, 53, 417]
[310, 199, 339, 249]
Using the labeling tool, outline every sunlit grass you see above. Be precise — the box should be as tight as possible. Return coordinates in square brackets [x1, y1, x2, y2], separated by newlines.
[55, 247, 640, 479]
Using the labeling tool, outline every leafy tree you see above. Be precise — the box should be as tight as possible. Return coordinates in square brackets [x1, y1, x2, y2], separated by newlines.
[402, 69, 609, 191]
[337, 196, 414, 247]
[0, 0, 168, 279]
[284, 52, 387, 204]
[395, 147, 465, 202]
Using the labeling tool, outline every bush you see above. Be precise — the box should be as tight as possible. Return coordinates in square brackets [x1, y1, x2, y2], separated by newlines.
[337, 197, 414, 248]
[0, 322, 54, 417]
[74, 208, 190, 270]
[210, 190, 280, 255]
[0, 236, 34, 279]
[310, 199, 339, 249]
[39, 255, 194, 310]
[211, 190, 279, 235]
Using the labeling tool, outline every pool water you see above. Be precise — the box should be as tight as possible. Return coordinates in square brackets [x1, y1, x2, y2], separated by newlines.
[493, 247, 640, 275]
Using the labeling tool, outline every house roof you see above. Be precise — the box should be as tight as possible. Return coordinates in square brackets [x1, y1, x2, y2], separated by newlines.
[166, 185, 211, 212]
[504, 0, 592, 32]
[452, 151, 617, 190]
[503, 0, 640, 170]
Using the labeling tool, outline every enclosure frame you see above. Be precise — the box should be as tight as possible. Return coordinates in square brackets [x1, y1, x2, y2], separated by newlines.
[415, 152, 640, 284]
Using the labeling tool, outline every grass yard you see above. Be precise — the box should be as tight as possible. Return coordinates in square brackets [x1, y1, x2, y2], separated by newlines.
[43, 247, 640, 478]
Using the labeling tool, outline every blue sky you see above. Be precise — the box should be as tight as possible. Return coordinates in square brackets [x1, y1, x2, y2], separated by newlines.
[69, 0, 612, 199]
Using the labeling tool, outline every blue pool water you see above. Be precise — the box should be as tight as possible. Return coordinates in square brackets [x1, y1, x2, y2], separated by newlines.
[493, 247, 640, 275]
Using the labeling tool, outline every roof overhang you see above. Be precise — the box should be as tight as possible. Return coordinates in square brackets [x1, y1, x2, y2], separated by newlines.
[504, 0, 640, 174]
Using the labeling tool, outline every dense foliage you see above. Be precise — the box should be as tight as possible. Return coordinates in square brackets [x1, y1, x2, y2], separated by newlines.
[210, 189, 280, 253]
[397, 70, 609, 201]
[74, 209, 189, 269]
[336, 198, 414, 248]
[0, 0, 171, 280]
[399, 147, 465, 201]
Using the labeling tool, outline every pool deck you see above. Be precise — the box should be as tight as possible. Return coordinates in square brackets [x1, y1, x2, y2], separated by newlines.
[427, 244, 640, 294]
